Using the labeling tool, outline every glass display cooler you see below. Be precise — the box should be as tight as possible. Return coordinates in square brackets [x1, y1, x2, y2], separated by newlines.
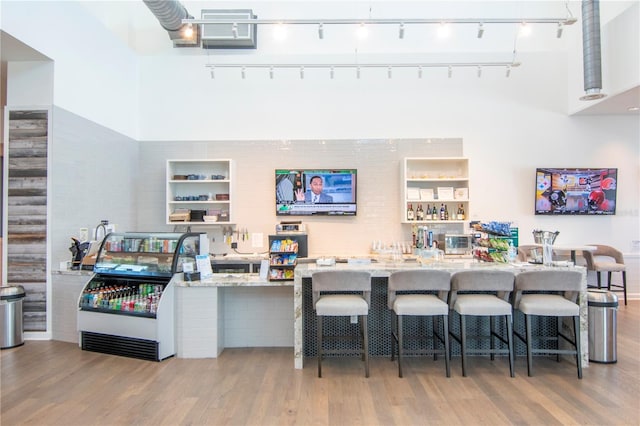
[77, 232, 206, 361]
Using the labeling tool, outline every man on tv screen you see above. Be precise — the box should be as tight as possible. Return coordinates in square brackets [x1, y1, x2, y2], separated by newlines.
[295, 175, 333, 203]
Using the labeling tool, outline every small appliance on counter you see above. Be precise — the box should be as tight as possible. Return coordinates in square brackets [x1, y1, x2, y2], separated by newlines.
[444, 234, 473, 255]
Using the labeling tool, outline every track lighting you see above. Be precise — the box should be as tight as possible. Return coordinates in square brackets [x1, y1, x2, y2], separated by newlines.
[477, 23, 484, 38]
[205, 62, 521, 80]
[519, 21, 532, 37]
[273, 23, 287, 41]
[210, 67, 215, 79]
[399, 23, 405, 39]
[318, 23, 324, 39]
[232, 23, 238, 38]
[556, 22, 564, 38]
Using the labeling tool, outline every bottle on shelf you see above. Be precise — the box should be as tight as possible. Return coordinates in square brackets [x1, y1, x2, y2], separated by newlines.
[407, 203, 415, 221]
[458, 204, 465, 220]
[439, 204, 445, 220]
[444, 204, 449, 220]
[416, 204, 424, 221]
[431, 205, 438, 220]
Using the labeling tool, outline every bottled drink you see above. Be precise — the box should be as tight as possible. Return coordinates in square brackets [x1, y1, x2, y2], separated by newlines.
[439, 204, 445, 220]
[432, 205, 438, 220]
[507, 241, 517, 263]
[407, 204, 415, 221]
[458, 204, 465, 220]
[416, 204, 424, 221]
[444, 205, 449, 220]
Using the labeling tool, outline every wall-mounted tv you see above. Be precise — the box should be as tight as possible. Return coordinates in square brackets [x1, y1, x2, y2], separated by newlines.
[275, 169, 357, 216]
[535, 168, 617, 215]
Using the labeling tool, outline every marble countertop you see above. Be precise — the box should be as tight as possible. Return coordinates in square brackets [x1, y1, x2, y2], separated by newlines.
[174, 273, 291, 287]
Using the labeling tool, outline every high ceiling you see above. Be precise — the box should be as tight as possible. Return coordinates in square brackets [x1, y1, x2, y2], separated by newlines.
[2, 1, 638, 115]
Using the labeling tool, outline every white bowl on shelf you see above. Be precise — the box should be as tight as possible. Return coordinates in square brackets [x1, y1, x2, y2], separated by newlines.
[203, 215, 218, 222]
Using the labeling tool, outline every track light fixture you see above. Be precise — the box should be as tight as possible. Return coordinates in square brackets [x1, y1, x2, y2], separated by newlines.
[556, 22, 564, 38]
[241, 66, 246, 79]
[318, 23, 324, 39]
[232, 22, 238, 38]
[399, 23, 405, 39]
[206, 61, 520, 80]
[477, 22, 484, 38]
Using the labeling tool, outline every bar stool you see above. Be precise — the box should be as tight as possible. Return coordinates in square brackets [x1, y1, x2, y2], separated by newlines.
[513, 270, 583, 378]
[583, 244, 627, 305]
[388, 269, 451, 378]
[449, 270, 515, 377]
[312, 270, 372, 378]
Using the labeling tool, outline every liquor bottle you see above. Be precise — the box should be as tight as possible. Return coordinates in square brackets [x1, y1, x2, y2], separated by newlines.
[439, 204, 445, 220]
[416, 204, 424, 221]
[458, 204, 465, 220]
[432, 205, 438, 220]
[444, 204, 449, 220]
[407, 203, 415, 221]
[425, 204, 431, 220]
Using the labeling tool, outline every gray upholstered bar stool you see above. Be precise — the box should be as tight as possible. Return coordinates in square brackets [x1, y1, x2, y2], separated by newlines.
[583, 244, 627, 305]
[513, 269, 583, 378]
[449, 270, 516, 377]
[388, 269, 451, 378]
[312, 270, 372, 378]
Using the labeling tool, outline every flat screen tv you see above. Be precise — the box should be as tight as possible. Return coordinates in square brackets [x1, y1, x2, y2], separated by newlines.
[535, 168, 617, 215]
[275, 169, 357, 216]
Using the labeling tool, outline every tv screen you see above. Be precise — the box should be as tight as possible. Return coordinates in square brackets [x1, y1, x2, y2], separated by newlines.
[275, 169, 357, 216]
[535, 168, 617, 215]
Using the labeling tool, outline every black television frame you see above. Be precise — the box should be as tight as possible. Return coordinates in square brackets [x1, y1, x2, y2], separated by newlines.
[534, 167, 617, 215]
[275, 169, 357, 216]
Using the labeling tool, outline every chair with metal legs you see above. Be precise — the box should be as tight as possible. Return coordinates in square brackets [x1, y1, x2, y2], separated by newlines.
[388, 269, 451, 377]
[583, 244, 627, 305]
[312, 270, 372, 378]
[449, 270, 516, 377]
[513, 269, 583, 378]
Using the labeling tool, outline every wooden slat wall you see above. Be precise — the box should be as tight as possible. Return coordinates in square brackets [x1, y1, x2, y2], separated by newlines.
[7, 110, 48, 331]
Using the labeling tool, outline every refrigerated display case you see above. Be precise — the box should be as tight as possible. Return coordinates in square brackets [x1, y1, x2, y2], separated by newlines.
[77, 232, 206, 361]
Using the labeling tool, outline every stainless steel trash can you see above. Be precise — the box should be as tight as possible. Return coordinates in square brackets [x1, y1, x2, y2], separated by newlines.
[1, 285, 26, 349]
[587, 290, 618, 363]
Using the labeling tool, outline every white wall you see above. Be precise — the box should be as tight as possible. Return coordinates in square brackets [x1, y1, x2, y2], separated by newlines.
[6, 61, 53, 105]
[0, 1, 139, 139]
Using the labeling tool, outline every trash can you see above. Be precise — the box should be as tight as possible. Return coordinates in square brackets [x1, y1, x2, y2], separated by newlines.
[1, 285, 26, 349]
[587, 290, 618, 363]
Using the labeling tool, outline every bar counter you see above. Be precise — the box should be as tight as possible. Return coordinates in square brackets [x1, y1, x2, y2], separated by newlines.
[173, 260, 587, 369]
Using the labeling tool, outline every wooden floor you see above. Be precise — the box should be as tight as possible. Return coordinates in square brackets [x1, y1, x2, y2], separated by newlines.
[2, 302, 639, 426]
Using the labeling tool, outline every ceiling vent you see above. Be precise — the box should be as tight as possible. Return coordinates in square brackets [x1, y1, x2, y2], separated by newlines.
[201, 10, 258, 49]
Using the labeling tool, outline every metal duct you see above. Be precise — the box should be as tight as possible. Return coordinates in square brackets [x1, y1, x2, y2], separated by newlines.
[581, 0, 607, 100]
[143, 0, 199, 46]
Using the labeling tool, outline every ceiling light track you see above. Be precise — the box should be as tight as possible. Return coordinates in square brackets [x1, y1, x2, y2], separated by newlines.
[185, 17, 577, 26]
[206, 61, 520, 78]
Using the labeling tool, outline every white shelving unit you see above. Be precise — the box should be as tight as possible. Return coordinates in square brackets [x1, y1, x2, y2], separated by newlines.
[166, 159, 234, 226]
[401, 157, 470, 228]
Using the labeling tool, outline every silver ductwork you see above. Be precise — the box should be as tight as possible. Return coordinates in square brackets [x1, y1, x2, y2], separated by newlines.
[143, 0, 200, 47]
[581, 0, 607, 100]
